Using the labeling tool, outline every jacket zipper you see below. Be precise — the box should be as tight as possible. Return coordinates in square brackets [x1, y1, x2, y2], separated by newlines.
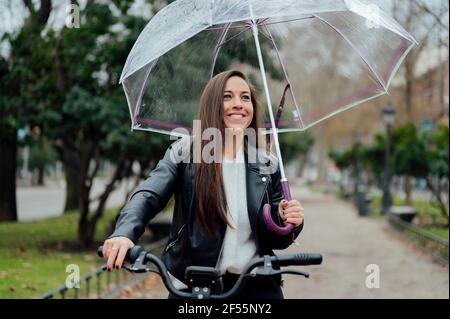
[254, 180, 270, 255]
[165, 224, 185, 253]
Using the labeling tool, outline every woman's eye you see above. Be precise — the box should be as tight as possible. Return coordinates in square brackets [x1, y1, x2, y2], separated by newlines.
[242, 95, 250, 101]
[224, 95, 231, 100]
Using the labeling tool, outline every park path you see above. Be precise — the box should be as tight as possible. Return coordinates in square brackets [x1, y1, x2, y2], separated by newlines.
[114, 183, 449, 299]
[16, 178, 131, 221]
[280, 184, 448, 299]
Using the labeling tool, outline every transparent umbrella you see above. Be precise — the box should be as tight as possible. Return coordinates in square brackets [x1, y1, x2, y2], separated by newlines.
[119, 0, 416, 235]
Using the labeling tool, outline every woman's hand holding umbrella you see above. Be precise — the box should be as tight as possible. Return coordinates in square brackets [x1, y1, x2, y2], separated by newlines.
[279, 199, 304, 228]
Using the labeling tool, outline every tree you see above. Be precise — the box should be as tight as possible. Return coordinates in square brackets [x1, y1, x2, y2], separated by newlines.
[329, 146, 358, 197]
[389, 0, 448, 204]
[0, 0, 52, 221]
[391, 123, 429, 205]
[423, 124, 449, 223]
[391, 0, 448, 120]
[28, 137, 57, 185]
[0, 57, 18, 221]
[361, 134, 388, 189]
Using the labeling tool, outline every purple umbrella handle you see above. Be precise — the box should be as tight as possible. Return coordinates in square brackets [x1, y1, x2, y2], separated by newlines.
[263, 180, 294, 235]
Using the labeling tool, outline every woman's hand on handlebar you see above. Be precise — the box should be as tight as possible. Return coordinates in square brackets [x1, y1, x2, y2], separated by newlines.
[102, 237, 135, 271]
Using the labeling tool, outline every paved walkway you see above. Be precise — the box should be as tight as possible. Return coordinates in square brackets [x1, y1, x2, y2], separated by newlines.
[280, 185, 448, 299]
[115, 184, 449, 299]
[16, 178, 131, 221]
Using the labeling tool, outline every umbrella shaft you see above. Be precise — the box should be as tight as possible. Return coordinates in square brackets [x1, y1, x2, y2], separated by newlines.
[251, 22, 287, 181]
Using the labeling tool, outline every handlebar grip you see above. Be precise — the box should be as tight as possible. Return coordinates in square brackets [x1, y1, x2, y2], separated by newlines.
[97, 246, 104, 258]
[127, 245, 145, 262]
[276, 253, 322, 266]
[97, 245, 145, 263]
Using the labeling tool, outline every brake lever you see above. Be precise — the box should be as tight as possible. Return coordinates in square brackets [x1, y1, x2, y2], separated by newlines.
[279, 269, 309, 278]
[125, 251, 147, 273]
[255, 256, 310, 278]
[255, 268, 309, 278]
[123, 263, 138, 273]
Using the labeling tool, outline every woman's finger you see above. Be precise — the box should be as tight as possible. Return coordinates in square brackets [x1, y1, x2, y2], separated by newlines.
[284, 200, 301, 209]
[283, 211, 302, 218]
[115, 245, 129, 269]
[282, 206, 304, 215]
[103, 241, 111, 261]
[106, 244, 119, 271]
[279, 200, 289, 209]
[286, 217, 303, 226]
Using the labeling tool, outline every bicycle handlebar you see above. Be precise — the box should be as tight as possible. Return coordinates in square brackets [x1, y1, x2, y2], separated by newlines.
[98, 245, 322, 299]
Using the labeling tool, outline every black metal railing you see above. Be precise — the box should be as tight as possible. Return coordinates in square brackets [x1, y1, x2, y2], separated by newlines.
[388, 215, 449, 264]
[38, 237, 168, 299]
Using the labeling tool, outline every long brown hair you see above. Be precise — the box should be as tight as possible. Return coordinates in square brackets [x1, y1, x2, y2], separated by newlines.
[194, 70, 263, 236]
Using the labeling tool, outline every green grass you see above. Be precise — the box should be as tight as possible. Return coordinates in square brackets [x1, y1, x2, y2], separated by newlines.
[0, 208, 119, 299]
[368, 194, 449, 241]
[368, 195, 406, 219]
[423, 226, 449, 241]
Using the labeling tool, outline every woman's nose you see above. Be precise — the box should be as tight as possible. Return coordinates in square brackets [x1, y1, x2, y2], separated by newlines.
[232, 98, 243, 108]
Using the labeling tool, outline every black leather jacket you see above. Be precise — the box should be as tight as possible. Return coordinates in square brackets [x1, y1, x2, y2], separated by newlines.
[109, 137, 303, 283]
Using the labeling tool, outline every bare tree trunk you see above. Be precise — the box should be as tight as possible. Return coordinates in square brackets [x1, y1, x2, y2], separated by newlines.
[426, 176, 449, 225]
[405, 61, 414, 121]
[63, 145, 80, 212]
[78, 148, 127, 247]
[77, 140, 96, 247]
[404, 175, 413, 205]
[37, 167, 45, 186]
[0, 127, 18, 221]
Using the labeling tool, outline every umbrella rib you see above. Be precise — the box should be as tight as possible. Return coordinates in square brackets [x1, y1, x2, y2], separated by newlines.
[205, 23, 250, 31]
[210, 23, 232, 78]
[314, 14, 388, 92]
[133, 59, 158, 121]
[258, 15, 315, 27]
[218, 26, 252, 47]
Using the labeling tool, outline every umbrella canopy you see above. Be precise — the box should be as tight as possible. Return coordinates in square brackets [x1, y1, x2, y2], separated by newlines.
[119, 0, 416, 235]
[120, 0, 416, 137]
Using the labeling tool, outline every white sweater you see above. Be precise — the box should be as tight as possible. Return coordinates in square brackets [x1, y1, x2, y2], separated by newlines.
[217, 144, 258, 274]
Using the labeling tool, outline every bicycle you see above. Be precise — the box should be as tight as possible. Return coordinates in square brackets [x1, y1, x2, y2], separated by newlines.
[98, 245, 322, 299]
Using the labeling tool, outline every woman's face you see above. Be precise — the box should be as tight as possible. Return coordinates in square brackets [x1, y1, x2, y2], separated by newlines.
[223, 76, 254, 131]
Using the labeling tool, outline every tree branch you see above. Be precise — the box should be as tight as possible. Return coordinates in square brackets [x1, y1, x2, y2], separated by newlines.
[86, 146, 100, 194]
[36, 0, 52, 26]
[412, 0, 449, 31]
[22, 0, 35, 14]
[23, 0, 52, 31]
[90, 155, 128, 225]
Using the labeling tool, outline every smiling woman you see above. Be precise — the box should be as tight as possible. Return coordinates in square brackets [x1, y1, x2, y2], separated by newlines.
[102, 70, 305, 300]
[223, 76, 254, 132]
[194, 70, 265, 236]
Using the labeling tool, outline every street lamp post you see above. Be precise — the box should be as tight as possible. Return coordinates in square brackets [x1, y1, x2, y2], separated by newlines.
[353, 132, 368, 216]
[382, 106, 396, 215]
